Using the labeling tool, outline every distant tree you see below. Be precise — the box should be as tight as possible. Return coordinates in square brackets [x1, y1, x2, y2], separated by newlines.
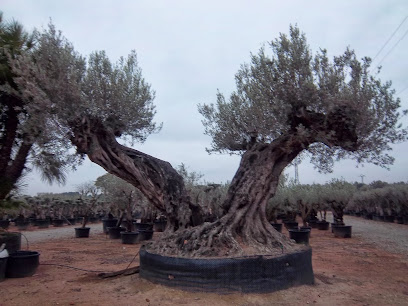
[321, 179, 356, 224]
[75, 181, 101, 227]
[6, 20, 407, 258]
[369, 180, 389, 189]
[95, 173, 153, 229]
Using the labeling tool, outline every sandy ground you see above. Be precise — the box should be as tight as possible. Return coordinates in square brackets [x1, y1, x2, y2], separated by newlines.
[1, 216, 407, 306]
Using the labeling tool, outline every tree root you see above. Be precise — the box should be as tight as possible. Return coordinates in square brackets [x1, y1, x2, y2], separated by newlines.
[98, 266, 140, 278]
[145, 216, 303, 258]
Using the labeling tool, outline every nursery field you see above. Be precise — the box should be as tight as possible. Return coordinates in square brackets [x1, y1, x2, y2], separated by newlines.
[1, 215, 407, 306]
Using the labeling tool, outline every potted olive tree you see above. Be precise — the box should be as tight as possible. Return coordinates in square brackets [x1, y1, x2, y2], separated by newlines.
[74, 182, 101, 238]
[96, 173, 146, 242]
[322, 179, 356, 238]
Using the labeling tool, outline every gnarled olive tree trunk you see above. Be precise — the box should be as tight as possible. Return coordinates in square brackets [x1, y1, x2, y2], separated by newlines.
[150, 133, 310, 257]
[70, 117, 203, 231]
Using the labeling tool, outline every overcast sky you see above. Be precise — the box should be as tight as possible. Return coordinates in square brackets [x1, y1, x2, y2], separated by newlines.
[2, 0, 408, 195]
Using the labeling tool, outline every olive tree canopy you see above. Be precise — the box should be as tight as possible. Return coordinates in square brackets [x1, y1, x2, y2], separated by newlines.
[0, 16, 160, 200]
[199, 25, 407, 172]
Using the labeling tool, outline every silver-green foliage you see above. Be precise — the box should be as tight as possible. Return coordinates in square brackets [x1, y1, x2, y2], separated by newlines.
[198, 25, 407, 171]
[349, 183, 408, 216]
[1, 21, 159, 186]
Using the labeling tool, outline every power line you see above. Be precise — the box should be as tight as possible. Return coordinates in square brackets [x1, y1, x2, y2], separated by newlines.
[397, 84, 408, 96]
[376, 28, 408, 69]
[372, 15, 408, 63]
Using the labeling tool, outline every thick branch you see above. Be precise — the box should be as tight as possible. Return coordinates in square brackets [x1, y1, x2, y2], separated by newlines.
[70, 117, 202, 230]
[0, 96, 20, 175]
[0, 140, 33, 200]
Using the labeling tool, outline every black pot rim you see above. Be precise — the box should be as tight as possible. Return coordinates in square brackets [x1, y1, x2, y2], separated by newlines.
[289, 228, 311, 232]
[9, 250, 40, 258]
[121, 231, 139, 235]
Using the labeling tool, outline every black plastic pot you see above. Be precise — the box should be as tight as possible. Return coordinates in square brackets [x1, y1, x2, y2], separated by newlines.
[317, 221, 329, 230]
[373, 215, 384, 222]
[52, 219, 64, 227]
[36, 219, 49, 229]
[75, 227, 90, 238]
[16, 221, 30, 230]
[0, 232, 21, 254]
[383, 215, 395, 223]
[102, 219, 118, 234]
[332, 225, 352, 238]
[395, 216, 404, 224]
[308, 220, 318, 228]
[139, 247, 314, 293]
[121, 231, 139, 244]
[137, 229, 154, 242]
[270, 223, 283, 233]
[0, 220, 10, 229]
[300, 226, 312, 237]
[6, 251, 40, 278]
[134, 223, 153, 231]
[108, 227, 126, 239]
[331, 222, 344, 233]
[289, 228, 310, 244]
[153, 220, 167, 232]
[0, 257, 7, 282]
[283, 221, 298, 230]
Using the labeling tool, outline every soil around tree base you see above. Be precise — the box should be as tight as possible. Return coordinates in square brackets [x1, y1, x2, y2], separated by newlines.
[139, 246, 314, 293]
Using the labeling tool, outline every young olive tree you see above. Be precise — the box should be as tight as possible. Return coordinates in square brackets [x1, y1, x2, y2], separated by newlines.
[95, 173, 151, 231]
[75, 181, 101, 228]
[321, 179, 356, 224]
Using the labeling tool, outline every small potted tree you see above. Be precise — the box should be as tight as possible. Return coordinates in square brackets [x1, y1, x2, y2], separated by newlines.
[51, 200, 65, 227]
[322, 179, 356, 238]
[0, 198, 23, 254]
[74, 181, 101, 238]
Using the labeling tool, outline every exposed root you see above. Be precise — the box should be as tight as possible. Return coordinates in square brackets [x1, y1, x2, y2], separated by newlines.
[145, 214, 304, 258]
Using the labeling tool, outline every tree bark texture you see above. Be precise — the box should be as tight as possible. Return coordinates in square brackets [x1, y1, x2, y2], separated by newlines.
[149, 134, 311, 257]
[70, 117, 202, 231]
[0, 96, 33, 200]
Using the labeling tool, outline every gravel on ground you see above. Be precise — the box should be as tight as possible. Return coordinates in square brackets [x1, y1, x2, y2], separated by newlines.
[343, 215, 408, 257]
[20, 223, 104, 245]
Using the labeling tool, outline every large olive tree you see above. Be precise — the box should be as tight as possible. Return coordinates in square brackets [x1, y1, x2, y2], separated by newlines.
[6, 22, 203, 234]
[7, 22, 407, 258]
[194, 25, 406, 256]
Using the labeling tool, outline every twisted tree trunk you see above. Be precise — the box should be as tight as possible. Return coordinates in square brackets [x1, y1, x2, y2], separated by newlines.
[70, 117, 203, 231]
[0, 96, 33, 200]
[146, 134, 312, 257]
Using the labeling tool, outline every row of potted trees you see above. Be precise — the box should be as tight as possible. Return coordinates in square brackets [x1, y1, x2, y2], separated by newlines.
[347, 183, 408, 224]
[267, 179, 356, 244]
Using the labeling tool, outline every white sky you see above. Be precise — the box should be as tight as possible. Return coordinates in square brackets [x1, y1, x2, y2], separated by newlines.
[2, 0, 408, 195]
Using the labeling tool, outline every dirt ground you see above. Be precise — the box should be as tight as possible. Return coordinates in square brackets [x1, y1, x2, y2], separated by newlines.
[1, 219, 407, 306]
